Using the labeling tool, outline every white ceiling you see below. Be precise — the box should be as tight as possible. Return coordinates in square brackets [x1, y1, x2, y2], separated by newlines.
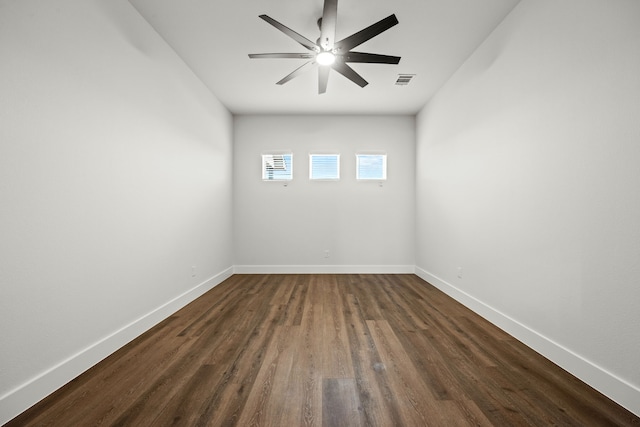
[129, 0, 520, 115]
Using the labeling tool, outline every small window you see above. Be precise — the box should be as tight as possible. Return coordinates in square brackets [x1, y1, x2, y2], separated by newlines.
[262, 154, 293, 180]
[309, 154, 340, 180]
[356, 154, 387, 180]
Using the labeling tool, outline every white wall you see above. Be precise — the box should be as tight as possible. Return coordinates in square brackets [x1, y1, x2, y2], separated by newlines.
[415, 0, 640, 415]
[234, 115, 415, 272]
[0, 0, 233, 423]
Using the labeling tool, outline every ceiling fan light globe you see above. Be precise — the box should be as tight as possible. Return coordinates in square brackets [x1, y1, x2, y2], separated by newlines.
[316, 51, 336, 66]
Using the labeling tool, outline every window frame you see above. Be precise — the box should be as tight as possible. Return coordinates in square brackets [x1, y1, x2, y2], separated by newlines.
[356, 153, 387, 181]
[261, 153, 293, 181]
[309, 153, 341, 181]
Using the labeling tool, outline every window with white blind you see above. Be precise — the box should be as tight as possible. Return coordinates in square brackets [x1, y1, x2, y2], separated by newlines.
[356, 154, 387, 180]
[262, 154, 293, 181]
[309, 154, 340, 180]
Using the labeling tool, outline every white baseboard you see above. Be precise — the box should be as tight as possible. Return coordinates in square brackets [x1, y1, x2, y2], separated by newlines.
[0, 266, 234, 426]
[233, 265, 416, 274]
[414, 266, 640, 417]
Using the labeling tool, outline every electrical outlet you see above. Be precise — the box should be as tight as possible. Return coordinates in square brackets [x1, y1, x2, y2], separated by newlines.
[324, 250, 330, 258]
[457, 267, 463, 279]
[191, 266, 196, 277]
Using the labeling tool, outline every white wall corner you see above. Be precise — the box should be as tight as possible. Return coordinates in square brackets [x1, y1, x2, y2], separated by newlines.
[0, 266, 234, 425]
[414, 266, 640, 417]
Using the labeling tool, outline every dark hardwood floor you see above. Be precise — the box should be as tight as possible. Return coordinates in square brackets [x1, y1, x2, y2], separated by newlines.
[6, 274, 639, 426]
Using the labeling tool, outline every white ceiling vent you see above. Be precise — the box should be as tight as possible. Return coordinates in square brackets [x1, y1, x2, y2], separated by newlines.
[395, 74, 415, 86]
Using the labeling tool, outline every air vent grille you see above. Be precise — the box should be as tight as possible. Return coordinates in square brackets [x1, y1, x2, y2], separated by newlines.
[395, 74, 415, 85]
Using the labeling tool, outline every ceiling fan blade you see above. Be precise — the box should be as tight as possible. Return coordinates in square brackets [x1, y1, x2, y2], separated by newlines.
[277, 61, 315, 85]
[334, 14, 399, 52]
[249, 53, 316, 59]
[331, 62, 368, 88]
[259, 15, 317, 51]
[342, 51, 401, 64]
[318, 65, 330, 94]
[319, 0, 338, 50]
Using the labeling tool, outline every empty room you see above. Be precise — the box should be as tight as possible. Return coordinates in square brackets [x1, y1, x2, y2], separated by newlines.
[1, 0, 639, 425]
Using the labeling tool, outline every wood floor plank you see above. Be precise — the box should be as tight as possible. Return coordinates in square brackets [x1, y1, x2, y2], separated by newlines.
[264, 324, 303, 426]
[377, 275, 431, 331]
[343, 293, 401, 426]
[291, 298, 324, 427]
[346, 275, 385, 320]
[108, 282, 276, 426]
[56, 324, 200, 426]
[234, 324, 300, 426]
[451, 399, 495, 427]
[268, 274, 297, 306]
[322, 276, 355, 379]
[281, 275, 308, 326]
[395, 328, 462, 401]
[419, 326, 536, 425]
[322, 378, 363, 427]
[201, 301, 286, 426]
[6, 274, 639, 427]
[367, 319, 455, 426]
[149, 364, 220, 426]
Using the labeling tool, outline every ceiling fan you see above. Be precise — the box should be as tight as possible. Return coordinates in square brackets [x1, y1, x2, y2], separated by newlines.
[248, 0, 400, 94]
